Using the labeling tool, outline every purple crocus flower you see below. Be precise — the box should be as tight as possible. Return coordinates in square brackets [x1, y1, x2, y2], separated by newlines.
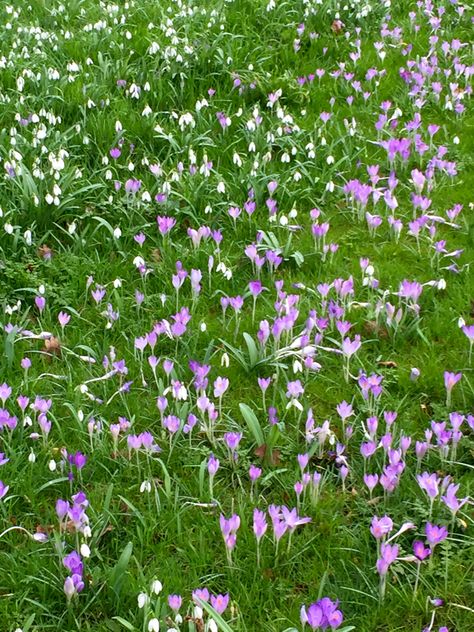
[0, 481, 9, 499]
[413, 540, 431, 561]
[168, 594, 182, 612]
[425, 523, 448, 548]
[210, 593, 229, 614]
[370, 515, 393, 540]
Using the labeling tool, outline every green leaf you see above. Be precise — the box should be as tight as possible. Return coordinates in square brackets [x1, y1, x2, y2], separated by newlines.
[109, 542, 133, 599]
[243, 332, 258, 368]
[239, 403, 264, 446]
[112, 616, 137, 631]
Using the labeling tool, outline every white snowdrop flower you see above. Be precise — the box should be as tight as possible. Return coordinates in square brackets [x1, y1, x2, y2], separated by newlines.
[113, 227, 122, 239]
[248, 141, 256, 152]
[233, 152, 242, 167]
[105, 169, 112, 180]
[140, 480, 151, 493]
[113, 278, 122, 289]
[200, 322, 207, 332]
[79, 384, 89, 394]
[289, 208, 298, 219]
[128, 162, 135, 171]
[217, 181, 226, 194]
[48, 460, 57, 472]
[83, 136, 90, 145]
[133, 256, 145, 269]
[45, 193, 54, 205]
[326, 155, 335, 164]
[148, 619, 160, 632]
[366, 265, 375, 276]
[141, 191, 151, 203]
[125, 30, 132, 39]
[160, 294, 167, 306]
[437, 279, 446, 290]
[279, 215, 288, 226]
[28, 451, 36, 463]
[204, 204, 213, 214]
[115, 120, 122, 132]
[138, 593, 149, 609]
[293, 171, 302, 181]
[83, 526, 92, 539]
[77, 409, 84, 422]
[148, 42, 160, 54]
[151, 580, 163, 595]
[174, 615, 183, 625]
[393, 107, 402, 118]
[142, 105, 152, 117]
[453, 136, 460, 145]
[23, 229, 32, 245]
[326, 180, 335, 192]
[221, 352, 230, 368]
[458, 316, 466, 328]
[208, 620, 218, 632]
[281, 152, 290, 163]
[291, 146, 297, 156]
[178, 112, 195, 130]
[80, 543, 91, 558]
[101, 155, 109, 166]
[320, 137, 327, 146]
[23, 416, 33, 428]
[68, 222, 77, 235]
[293, 359, 303, 373]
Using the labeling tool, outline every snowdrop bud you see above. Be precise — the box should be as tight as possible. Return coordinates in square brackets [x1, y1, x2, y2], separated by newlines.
[221, 352, 230, 367]
[77, 410, 84, 422]
[293, 360, 303, 373]
[28, 452, 36, 463]
[458, 316, 466, 328]
[194, 606, 203, 619]
[24, 230, 32, 245]
[48, 460, 57, 472]
[148, 619, 160, 632]
[115, 120, 122, 132]
[68, 222, 77, 235]
[200, 322, 207, 332]
[151, 580, 163, 595]
[113, 227, 122, 239]
[138, 592, 149, 609]
[38, 284, 45, 294]
[208, 620, 218, 632]
[80, 543, 91, 558]
[453, 136, 460, 145]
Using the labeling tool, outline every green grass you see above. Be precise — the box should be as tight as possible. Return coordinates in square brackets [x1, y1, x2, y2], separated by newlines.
[0, 0, 473, 630]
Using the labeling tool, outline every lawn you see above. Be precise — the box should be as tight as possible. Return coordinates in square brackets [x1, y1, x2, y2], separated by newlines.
[0, 0, 473, 631]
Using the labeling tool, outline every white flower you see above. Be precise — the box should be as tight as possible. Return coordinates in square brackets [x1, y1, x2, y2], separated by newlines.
[113, 227, 122, 239]
[138, 592, 149, 609]
[148, 619, 160, 632]
[140, 480, 151, 493]
[151, 580, 163, 595]
[80, 543, 91, 558]
[208, 620, 218, 632]
[48, 460, 57, 472]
